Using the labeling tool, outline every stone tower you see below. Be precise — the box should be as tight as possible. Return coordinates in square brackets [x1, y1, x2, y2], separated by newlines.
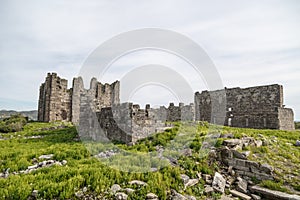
[38, 73, 72, 122]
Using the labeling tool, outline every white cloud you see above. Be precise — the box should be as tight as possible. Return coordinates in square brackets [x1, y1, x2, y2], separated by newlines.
[0, 0, 299, 120]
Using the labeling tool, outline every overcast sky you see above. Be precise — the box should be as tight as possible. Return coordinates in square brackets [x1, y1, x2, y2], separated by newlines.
[0, 0, 299, 120]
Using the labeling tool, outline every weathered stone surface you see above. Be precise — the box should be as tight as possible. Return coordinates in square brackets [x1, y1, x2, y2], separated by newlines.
[124, 188, 135, 194]
[212, 172, 226, 193]
[229, 189, 251, 200]
[255, 140, 263, 147]
[236, 177, 248, 194]
[195, 84, 295, 130]
[169, 190, 187, 200]
[250, 185, 300, 200]
[251, 194, 261, 200]
[184, 179, 199, 189]
[232, 150, 247, 159]
[180, 174, 190, 184]
[202, 174, 212, 184]
[146, 193, 158, 200]
[129, 180, 148, 187]
[38, 154, 53, 160]
[204, 185, 214, 194]
[223, 139, 242, 147]
[260, 163, 273, 173]
[220, 195, 234, 200]
[32, 190, 38, 198]
[115, 192, 128, 200]
[110, 184, 122, 194]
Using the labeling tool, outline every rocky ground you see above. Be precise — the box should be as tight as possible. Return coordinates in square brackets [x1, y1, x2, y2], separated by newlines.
[0, 121, 300, 199]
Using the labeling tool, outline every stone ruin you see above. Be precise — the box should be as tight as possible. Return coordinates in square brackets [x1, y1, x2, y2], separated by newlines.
[195, 84, 295, 130]
[38, 73, 295, 143]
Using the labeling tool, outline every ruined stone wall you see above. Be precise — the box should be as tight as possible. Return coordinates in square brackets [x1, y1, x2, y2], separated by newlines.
[38, 73, 71, 122]
[278, 107, 295, 130]
[38, 73, 120, 124]
[96, 102, 194, 144]
[195, 84, 294, 130]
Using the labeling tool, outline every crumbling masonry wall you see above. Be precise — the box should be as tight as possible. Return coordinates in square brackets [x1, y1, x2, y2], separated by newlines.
[96, 103, 195, 143]
[195, 84, 295, 130]
[38, 73, 295, 144]
[38, 73, 71, 122]
[38, 73, 120, 123]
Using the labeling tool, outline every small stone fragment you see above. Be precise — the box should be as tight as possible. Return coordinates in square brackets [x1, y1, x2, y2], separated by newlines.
[204, 185, 214, 194]
[229, 189, 251, 200]
[129, 180, 148, 187]
[32, 190, 38, 198]
[115, 192, 128, 200]
[111, 184, 122, 194]
[38, 154, 54, 160]
[146, 193, 158, 200]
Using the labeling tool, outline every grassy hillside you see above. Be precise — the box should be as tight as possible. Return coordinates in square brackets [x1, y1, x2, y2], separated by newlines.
[0, 121, 299, 199]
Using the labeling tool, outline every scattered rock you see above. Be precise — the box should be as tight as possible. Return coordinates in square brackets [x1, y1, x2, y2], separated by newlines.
[184, 179, 199, 189]
[236, 177, 248, 194]
[202, 174, 212, 184]
[220, 195, 234, 200]
[180, 174, 190, 184]
[295, 140, 300, 147]
[251, 194, 261, 200]
[223, 139, 242, 147]
[82, 186, 87, 193]
[262, 139, 269, 146]
[180, 148, 192, 157]
[229, 189, 251, 200]
[124, 188, 135, 194]
[212, 172, 226, 193]
[129, 180, 148, 187]
[260, 163, 273, 173]
[255, 140, 263, 147]
[220, 133, 234, 138]
[38, 154, 54, 160]
[32, 190, 38, 198]
[61, 160, 67, 165]
[95, 149, 118, 159]
[111, 184, 122, 194]
[228, 166, 235, 176]
[204, 185, 214, 194]
[4, 168, 9, 178]
[250, 185, 300, 200]
[232, 150, 247, 160]
[75, 191, 84, 198]
[242, 151, 251, 158]
[146, 193, 158, 200]
[184, 195, 196, 200]
[115, 192, 128, 200]
[169, 189, 187, 200]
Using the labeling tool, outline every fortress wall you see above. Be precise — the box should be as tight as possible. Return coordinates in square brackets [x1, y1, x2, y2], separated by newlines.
[195, 84, 294, 130]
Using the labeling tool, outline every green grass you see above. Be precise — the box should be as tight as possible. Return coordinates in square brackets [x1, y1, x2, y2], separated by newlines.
[0, 120, 299, 199]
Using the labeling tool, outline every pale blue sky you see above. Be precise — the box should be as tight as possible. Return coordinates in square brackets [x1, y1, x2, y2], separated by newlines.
[0, 0, 299, 120]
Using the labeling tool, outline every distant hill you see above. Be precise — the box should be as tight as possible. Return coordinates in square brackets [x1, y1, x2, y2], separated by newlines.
[0, 110, 38, 121]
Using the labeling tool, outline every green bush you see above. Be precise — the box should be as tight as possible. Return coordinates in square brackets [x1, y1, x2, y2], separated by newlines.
[0, 114, 27, 133]
[295, 122, 300, 129]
